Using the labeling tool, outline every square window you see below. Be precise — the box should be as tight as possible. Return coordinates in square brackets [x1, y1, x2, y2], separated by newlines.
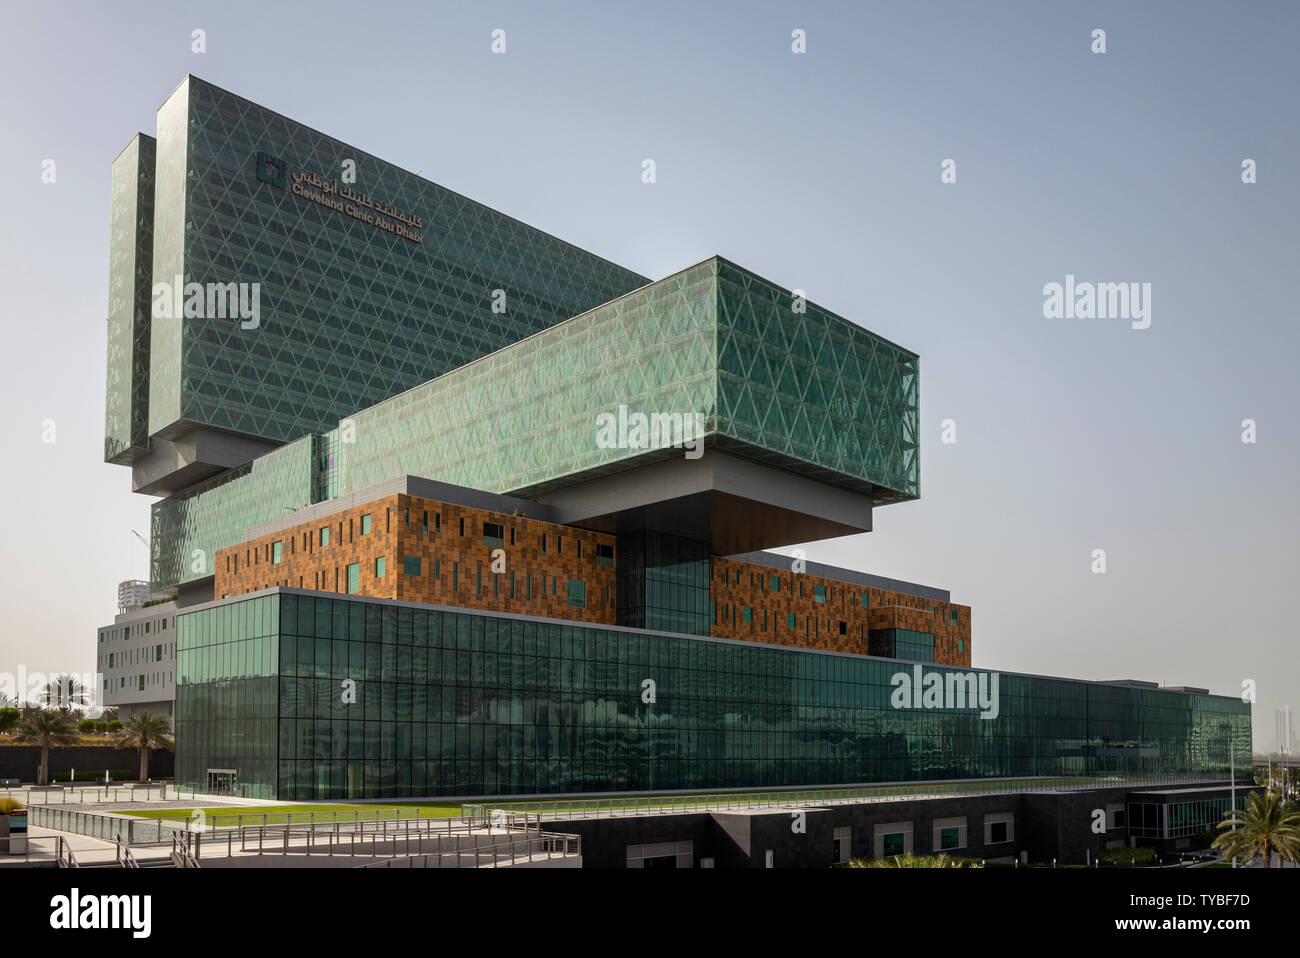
[403, 555, 421, 577]
[375, 556, 386, 578]
[814, 584, 827, 604]
[769, 576, 780, 593]
[940, 826, 961, 850]
[567, 580, 586, 608]
[596, 543, 614, 567]
[361, 514, 372, 535]
[949, 610, 959, 627]
[786, 613, 796, 629]
[838, 621, 847, 635]
[882, 833, 905, 856]
[742, 606, 753, 623]
[989, 821, 1008, 843]
[483, 522, 504, 546]
[861, 593, 870, 608]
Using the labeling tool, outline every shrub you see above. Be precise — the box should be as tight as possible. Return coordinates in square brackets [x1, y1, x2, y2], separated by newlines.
[77, 719, 97, 733]
[106, 720, 123, 732]
[95, 722, 109, 733]
[847, 853, 983, 868]
[1099, 846, 1157, 867]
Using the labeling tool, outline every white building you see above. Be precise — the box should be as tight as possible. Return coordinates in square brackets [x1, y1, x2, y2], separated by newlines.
[117, 579, 169, 615]
[97, 600, 176, 720]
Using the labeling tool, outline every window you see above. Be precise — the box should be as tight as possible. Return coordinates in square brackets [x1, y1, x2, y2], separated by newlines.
[933, 817, 967, 851]
[567, 580, 586, 609]
[375, 556, 386, 578]
[742, 606, 753, 623]
[403, 555, 421, 576]
[832, 827, 851, 865]
[860, 593, 870, 608]
[814, 584, 826, 604]
[576, 540, 582, 559]
[786, 613, 796, 629]
[361, 514, 372, 535]
[957, 639, 965, 652]
[838, 621, 847, 635]
[346, 563, 360, 595]
[769, 576, 780, 593]
[459, 517, 465, 536]
[272, 540, 283, 564]
[155, 644, 162, 660]
[320, 526, 330, 546]
[541, 534, 547, 554]
[882, 833, 905, 856]
[984, 813, 1015, 845]
[483, 522, 505, 546]
[404, 508, 410, 526]
[949, 609, 959, 627]
[596, 543, 614, 567]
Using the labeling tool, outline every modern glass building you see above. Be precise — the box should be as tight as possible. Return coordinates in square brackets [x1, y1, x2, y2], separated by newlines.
[149, 255, 919, 590]
[174, 591, 1249, 800]
[104, 77, 1250, 810]
[108, 75, 646, 492]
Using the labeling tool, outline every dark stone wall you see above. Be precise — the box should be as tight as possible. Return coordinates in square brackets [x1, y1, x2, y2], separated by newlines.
[0, 746, 173, 782]
[546, 785, 1195, 868]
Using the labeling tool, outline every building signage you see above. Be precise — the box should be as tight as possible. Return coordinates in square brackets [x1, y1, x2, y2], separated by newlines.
[256, 152, 423, 244]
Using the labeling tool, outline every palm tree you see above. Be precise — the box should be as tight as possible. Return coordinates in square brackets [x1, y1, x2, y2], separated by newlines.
[14, 710, 79, 785]
[40, 675, 90, 714]
[115, 712, 174, 783]
[1212, 789, 1300, 867]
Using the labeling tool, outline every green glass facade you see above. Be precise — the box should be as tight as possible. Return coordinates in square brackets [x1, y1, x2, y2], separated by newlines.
[151, 256, 919, 588]
[713, 259, 919, 503]
[119, 75, 647, 450]
[104, 134, 156, 464]
[175, 591, 1251, 801]
[869, 629, 936, 663]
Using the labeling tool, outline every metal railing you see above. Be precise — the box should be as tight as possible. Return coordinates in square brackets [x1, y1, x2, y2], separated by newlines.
[463, 774, 1247, 822]
[171, 834, 199, 868]
[56, 836, 78, 868]
[1, 784, 173, 805]
[28, 804, 431, 845]
[356, 832, 581, 868]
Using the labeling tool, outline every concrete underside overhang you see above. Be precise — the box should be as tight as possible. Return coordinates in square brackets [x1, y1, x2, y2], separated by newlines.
[132, 425, 280, 496]
[532, 449, 872, 554]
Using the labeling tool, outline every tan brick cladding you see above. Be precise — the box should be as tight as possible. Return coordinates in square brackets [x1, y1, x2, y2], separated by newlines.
[213, 494, 617, 626]
[707, 556, 971, 666]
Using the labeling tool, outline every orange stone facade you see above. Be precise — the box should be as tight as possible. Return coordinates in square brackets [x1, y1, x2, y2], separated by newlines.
[707, 556, 971, 666]
[214, 493, 618, 626]
[215, 495, 970, 665]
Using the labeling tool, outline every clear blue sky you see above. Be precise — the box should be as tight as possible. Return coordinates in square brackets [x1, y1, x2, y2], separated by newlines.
[1, 0, 1296, 748]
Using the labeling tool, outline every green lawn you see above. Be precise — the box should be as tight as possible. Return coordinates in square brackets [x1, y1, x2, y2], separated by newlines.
[120, 802, 461, 826]
[117, 775, 1189, 827]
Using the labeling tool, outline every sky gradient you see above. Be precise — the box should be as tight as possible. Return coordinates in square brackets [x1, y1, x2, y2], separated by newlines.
[0, 0, 1295, 748]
